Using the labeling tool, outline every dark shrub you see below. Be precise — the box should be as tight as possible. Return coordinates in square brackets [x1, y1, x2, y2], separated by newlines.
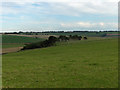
[21, 36, 58, 50]
[69, 35, 82, 40]
[58, 35, 69, 41]
[48, 36, 58, 43]
[21, 35, 86, 51]
[69, 35, 72, 38]
[83, 36, 87, 40]
[78, 36, 82, 40]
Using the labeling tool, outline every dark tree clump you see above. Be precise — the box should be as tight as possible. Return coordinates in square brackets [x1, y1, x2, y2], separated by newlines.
[58, 35, 69, 41]
[69, 35, 82, 40]
[21, 36, 59, 50]
[48, 36, 58, 43]
[83, 36, 87, 40]
[21, 35, 87, 50]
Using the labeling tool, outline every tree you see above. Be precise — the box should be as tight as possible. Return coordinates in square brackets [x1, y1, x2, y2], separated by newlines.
[35, 33, 38, 35]
[83, 36, 87, 40]
[78, 36, 82, 40]
[58, 35, 68, 41]
[21, 36, 58, 50]
[48, 36, 58, 43]
[18, 31, 23, 34]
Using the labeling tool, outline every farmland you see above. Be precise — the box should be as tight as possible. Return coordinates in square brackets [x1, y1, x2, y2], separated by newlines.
[2, 35, 44, 44]
[2, 44, 23, 49]
[2, 35, 44, 54]
[1, 0, 119, 88]
[21, 31, 118, 37]
[2, 37, 118, 88]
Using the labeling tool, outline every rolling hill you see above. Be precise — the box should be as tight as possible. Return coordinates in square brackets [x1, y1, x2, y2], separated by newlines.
[2, 38, 118, 88]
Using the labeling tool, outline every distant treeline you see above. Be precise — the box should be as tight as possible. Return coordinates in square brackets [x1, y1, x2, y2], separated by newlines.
[3, 30, 119, 34]
[21, 35, 87, 50]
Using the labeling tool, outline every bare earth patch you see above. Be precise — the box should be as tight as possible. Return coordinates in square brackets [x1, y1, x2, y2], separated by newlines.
[2, 47, 23, 54]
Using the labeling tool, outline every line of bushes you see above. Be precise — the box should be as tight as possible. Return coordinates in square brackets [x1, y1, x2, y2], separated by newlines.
[21, 35, 87, 50]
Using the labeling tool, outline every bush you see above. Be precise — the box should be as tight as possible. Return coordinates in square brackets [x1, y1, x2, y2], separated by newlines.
[69, 35, 82, 40]
[48, 36, 59, 43]
[21, 35, 87, 50]
[21, 36, 58, 50]
[83, 36, 87, 40]
[58, 35, 69, 41]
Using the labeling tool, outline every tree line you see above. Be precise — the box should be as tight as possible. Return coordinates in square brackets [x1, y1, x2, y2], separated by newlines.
[3, 30, 119, 35]
[21, 35, 87, 50]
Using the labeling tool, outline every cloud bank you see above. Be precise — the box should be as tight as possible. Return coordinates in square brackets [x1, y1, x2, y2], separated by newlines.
[0, 0, 118, 32]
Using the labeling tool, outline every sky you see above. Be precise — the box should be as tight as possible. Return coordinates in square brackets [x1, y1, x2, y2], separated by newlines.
[0, 0, 119, 32]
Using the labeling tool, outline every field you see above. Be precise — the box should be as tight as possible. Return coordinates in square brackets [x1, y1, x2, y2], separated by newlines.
[2, 35, 44, 54]
[2, 44, 24, 49]
[4, 34, 58, 39]
[2, 37, 118, 88]
[2, 35, 44, 44]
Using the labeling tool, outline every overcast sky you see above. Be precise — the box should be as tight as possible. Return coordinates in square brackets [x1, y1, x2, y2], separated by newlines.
[0, 0, 119, 32]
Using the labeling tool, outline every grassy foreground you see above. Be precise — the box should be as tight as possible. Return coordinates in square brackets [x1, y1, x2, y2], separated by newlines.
[2, 38, 118, 88]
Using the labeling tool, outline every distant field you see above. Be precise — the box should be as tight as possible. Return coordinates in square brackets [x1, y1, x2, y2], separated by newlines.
[2, 44, 24, 49]
[2, 37, 118, 88]
[5, 34, 58, 39]
[33, 31, 118, 37]
[2, 35, 44, 54]
[2, 35, 44, 44]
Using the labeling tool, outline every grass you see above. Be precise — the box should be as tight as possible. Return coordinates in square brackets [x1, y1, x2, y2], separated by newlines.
[2, 44, 24, 49]
[2, 35, 44, 49]
[2, 38, 118, 88]
[2, 35, 44, 43]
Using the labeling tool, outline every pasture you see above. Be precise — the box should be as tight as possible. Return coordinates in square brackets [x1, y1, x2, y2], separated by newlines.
[4, 34, 58, 39]
[2, 35, 44, 53]
[2, 44, 24, 49]
[2, 35, 44, 44]
[2, 37, 118, 88]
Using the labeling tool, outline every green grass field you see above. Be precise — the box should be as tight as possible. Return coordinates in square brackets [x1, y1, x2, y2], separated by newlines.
[2, 38, 118, 88]
[2, 44, 24, 49]
[2, 35, 44, 44]
[2, 35, 44, 49]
